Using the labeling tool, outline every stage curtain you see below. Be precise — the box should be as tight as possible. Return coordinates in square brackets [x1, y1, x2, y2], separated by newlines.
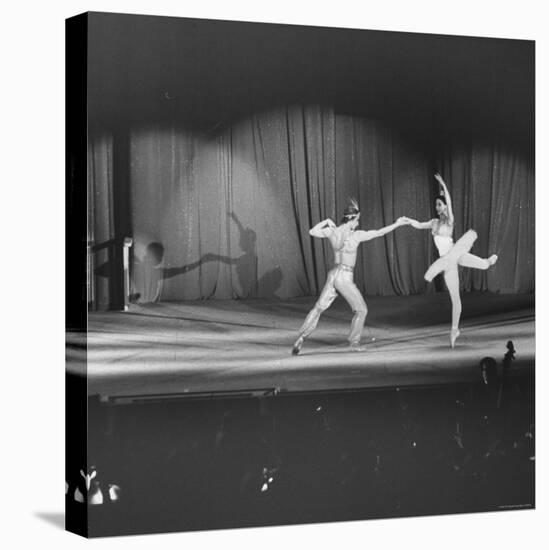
[88, 107, 534, 307]
[438, 141, 534, 293]
[88, 133, 115, 309]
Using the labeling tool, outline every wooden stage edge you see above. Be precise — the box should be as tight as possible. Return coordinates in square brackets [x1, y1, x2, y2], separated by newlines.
[69, 292, 535, 399]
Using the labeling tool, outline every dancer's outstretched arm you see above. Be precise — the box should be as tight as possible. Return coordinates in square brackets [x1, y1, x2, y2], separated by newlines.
[435, 173, 455, 224]
[355, 217, 408, 242]
[401, 217, 434, 230]
[309, 218, 336, 238]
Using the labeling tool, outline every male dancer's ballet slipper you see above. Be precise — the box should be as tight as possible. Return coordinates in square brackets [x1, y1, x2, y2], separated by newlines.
[349, 342, 367, 352]
[450, 328, 461, 348]
[292, 336, 304, 356]
[488, 254, 498, 266]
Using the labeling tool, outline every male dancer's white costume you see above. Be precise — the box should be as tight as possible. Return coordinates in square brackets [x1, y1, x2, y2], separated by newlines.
[292, 202, 406, 355]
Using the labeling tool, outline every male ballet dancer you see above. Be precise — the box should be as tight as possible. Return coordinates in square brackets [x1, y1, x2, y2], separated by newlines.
[292, 200, 407, 355]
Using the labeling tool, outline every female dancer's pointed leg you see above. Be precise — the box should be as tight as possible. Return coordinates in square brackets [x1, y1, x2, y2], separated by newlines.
[458, 252, 498, 270]
[443, 267, 461, 348]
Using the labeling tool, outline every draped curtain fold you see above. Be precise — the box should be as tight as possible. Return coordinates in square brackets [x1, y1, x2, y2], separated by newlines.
[88, 134, 115, 309]
[88, 106, 534, 308]
[438, 140, 534, 293]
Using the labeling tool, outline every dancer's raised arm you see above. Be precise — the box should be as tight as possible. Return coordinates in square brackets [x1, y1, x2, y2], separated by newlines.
[355, 217, 408, 242]
[435, 173, 454, 224]
[309, 218, 336, 238]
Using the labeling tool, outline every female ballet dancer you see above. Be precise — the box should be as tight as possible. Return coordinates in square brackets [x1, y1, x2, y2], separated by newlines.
[292, 199, 408, 355]
[403, 173, 498, 348]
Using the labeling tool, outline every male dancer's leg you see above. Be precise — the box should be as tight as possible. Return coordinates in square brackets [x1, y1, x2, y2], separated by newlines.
[334, 272, 368, 347]
[292, 270, 338, 355]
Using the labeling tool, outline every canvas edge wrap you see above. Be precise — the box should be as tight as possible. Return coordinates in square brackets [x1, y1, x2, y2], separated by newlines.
[65, 11, 89, 538]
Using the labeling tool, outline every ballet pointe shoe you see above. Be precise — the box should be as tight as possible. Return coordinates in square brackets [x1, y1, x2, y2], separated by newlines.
[450, 328, 460, 348]
[349, 342, 367, 352]
[488, 254, 498, 266]
[292, 335, 304, 356]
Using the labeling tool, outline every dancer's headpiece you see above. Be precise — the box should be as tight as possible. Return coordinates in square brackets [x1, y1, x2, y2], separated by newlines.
[342, 198, 360, 222]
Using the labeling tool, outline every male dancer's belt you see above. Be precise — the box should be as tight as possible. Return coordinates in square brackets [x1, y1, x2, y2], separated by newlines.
[335, 263, 354, 273]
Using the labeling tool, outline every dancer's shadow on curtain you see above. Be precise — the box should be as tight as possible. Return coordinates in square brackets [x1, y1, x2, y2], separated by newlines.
[223, 212, 283, 300]
[93, 239, 125, 309]
[130, 242, 212, 303]
[131, 213, 283, 302]
[93, 240, 116, 278]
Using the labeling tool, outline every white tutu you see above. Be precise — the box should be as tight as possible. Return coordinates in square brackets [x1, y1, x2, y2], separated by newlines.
[424, 229, 478, 282]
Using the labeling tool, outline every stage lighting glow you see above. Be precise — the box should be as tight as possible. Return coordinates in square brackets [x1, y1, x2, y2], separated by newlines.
[260, 466, 277, 493]
[89, 482, 104, 505]
[81, 468, 97, 491]
[108, 484, 121, 502]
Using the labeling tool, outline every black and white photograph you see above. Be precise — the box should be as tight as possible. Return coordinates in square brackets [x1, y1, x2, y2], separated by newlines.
[4, 1, 547, 548]
[64, 10, 535, 538]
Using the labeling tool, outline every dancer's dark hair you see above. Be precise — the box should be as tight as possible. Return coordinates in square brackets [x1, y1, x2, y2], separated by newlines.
[434, 194, 447, 206]
[434, 194, 448, 219]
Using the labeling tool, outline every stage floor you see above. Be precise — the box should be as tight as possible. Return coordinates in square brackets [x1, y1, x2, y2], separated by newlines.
[74, 292, 534, 398]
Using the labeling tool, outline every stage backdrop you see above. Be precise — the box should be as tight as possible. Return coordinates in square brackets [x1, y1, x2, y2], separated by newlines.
[85, 15, 534, 309]
[88, 105, 534, 308]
